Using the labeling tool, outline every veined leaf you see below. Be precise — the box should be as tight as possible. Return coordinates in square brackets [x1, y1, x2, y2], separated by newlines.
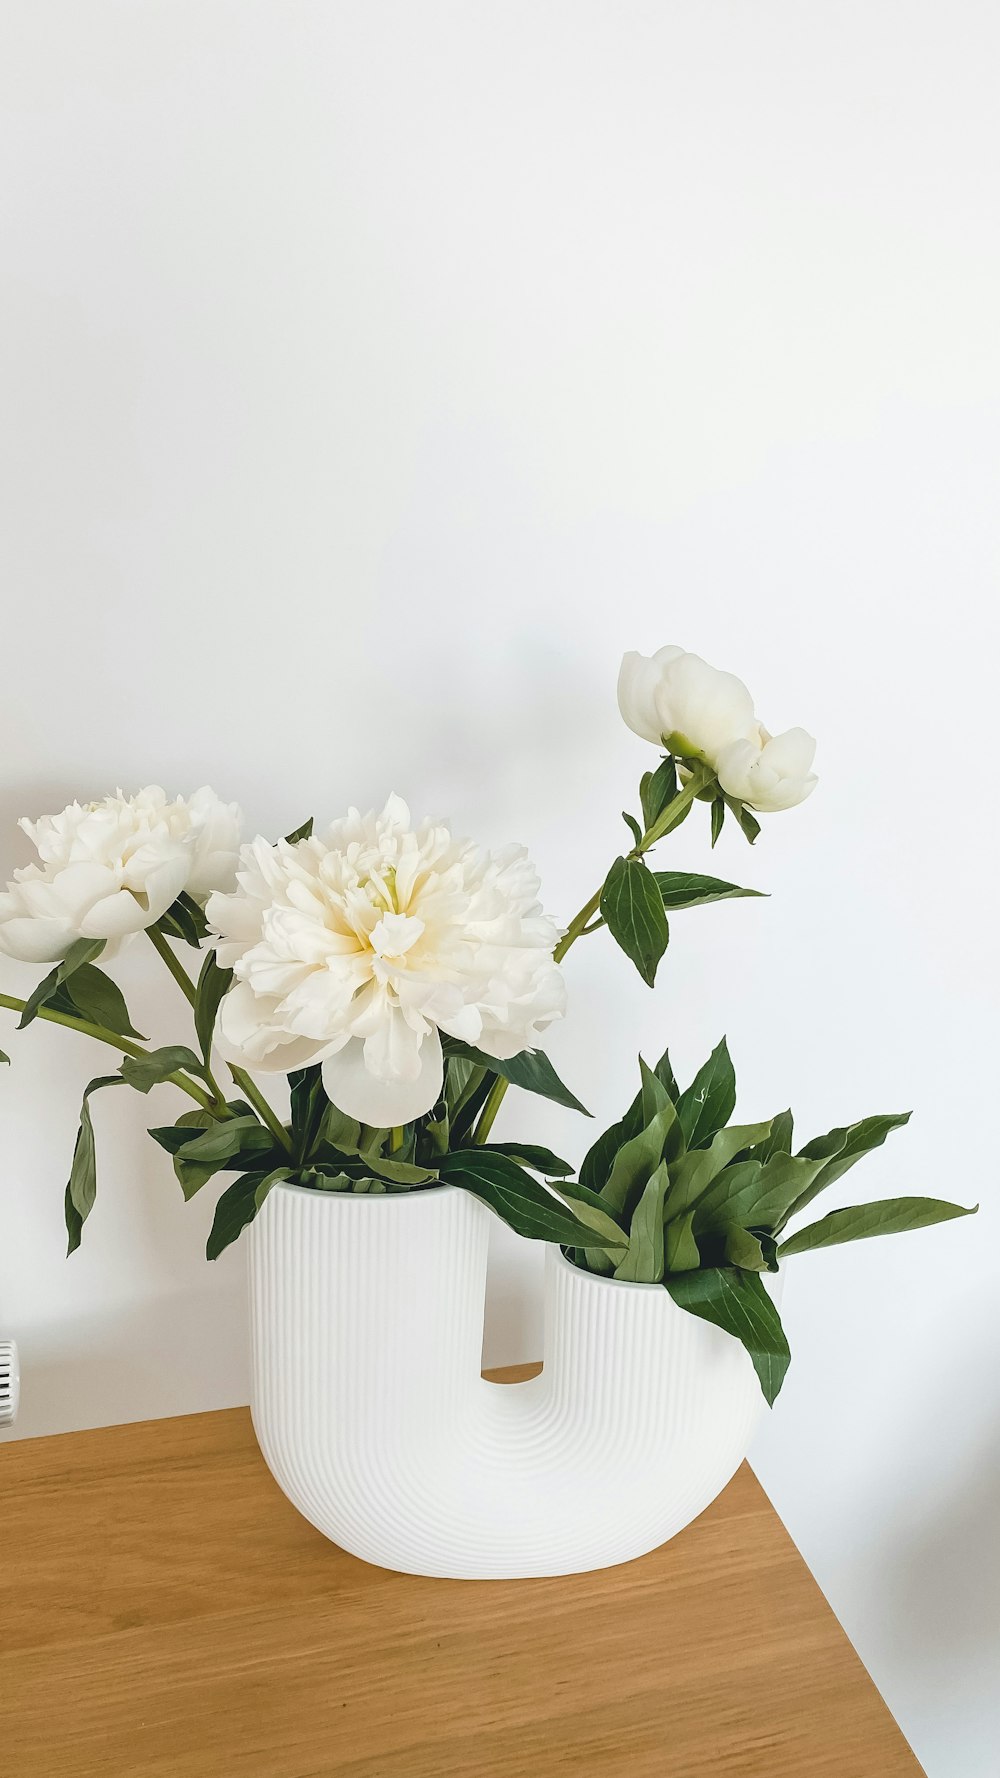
[779, 1195, 976, 1257]
[600, 855, 669, 987]
[664, 1207, 700, 1272]
[721, 793, 761, 846]
[639, 1055, 673, 1123]
[668, 1124, 773, 1220]
[57, 962, 145, 1040]
[20, 938, 106, 1030]
[653, 871, 766, 912]
[441, 1037, 590, 1117]
[614, 1161, 669, 1282]
[676, 1038, 737, 1149]
[173, 1115, 275, 1167]
[478, 1142, 573, 1178]
[780, 1112, 912, 1229]
[622, 810, 643, 848]
[603, 1104, 679, 1222]
[639, 755, 678, 831]
[120, 1046, 205, 1093]
[722, 1225, 778, 1272]
[169, 1109, 218, 1200]
[665, 1268, 790, 1405]
[711, 1151, 824, 1234]
[194, 951, 233, 1064]
[439, 1150, 624, 1249]
[64, 1074, 126, 1253]
[207, 1167, 293, 1260]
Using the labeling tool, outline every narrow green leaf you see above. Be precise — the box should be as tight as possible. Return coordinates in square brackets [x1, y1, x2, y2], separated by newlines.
[664, 1207, 700, 1272]
[779, 1196, 976, 1257]
[439, 1150, 624, 1249]
[19, 938, 106, 1029]
[622, 810, 643, 847]
[0, 1047, 8, 1064]
[120, 1046, 205, 1093]
[441, 1037, 590, 1117]
[57, 963, 146, 1040]
[639, 755, 679, 830]
[668, 1124, 772, 1219]
[665, 1268, 790, 1405]
[602, 1104, 679, 1222]
[283, 818, 314, 844]
[553, 1182, 630, 1252]
[639, 1054, 673, 1123]
[781, 1112, 912, 1228]
[614, 1161, 669, 1282]
[478, 1142, 573, 1178]
[169, 1109, 218, 1200]
[176, 1115, 275, 1166]
[676, 1037, 737, 1148]
[206, 1167, 293, 1260]
[157, 892, 209, 948]
[194, 951, 233, 1064]
[710, 798, 725, 848]
[600, 855, 670, 987]
[653, 1046, 680, 1103]
[722, 1225, 777, 1272]
[653, 871, 766, 912]
[721, 793, 761, 845]
[65, 1074, 125, 1253]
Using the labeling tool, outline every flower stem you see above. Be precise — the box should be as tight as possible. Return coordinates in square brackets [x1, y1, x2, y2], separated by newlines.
[145, 927, 292, 1152]
[0, 991, 219, 1115]
[473, 762, 715, 1143]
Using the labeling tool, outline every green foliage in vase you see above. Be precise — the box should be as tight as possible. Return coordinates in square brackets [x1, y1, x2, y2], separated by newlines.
[550, 1042, 975, 1403]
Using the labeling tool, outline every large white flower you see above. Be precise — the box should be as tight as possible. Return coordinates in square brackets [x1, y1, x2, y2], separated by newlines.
[716, 725, 818, 812]
[0, 786, 242, 963]
[206, 795, 567, 1127]
[617, 646, 757, 766]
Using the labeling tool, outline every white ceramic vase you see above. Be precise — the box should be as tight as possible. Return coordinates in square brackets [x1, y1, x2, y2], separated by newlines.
[248, 1182, 766, 1579]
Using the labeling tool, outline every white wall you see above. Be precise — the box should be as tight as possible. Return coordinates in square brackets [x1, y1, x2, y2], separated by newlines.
[1, 4, 998, 1771]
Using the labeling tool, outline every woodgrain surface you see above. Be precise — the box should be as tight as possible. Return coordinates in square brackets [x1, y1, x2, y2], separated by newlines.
[2, 1367, 923, 1777]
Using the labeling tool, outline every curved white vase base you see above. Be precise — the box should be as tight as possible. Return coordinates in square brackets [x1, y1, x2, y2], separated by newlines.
[248, 1184, 765, 1579]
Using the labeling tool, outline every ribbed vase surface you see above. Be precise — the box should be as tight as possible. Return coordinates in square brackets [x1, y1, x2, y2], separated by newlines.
[248, 1182, 764, 1578]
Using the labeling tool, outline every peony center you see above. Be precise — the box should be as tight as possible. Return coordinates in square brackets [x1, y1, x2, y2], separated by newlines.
[368, 909, 425, 961]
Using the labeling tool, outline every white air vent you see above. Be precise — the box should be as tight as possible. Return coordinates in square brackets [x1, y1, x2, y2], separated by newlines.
[0, 1340, 19, 1428]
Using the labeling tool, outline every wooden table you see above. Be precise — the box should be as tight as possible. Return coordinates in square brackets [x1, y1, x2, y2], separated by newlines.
[3, 1367, 922, 1778]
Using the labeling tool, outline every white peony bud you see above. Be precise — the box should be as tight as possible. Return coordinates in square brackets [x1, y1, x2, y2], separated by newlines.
[206, 794, 566, 1128]
[0, 785, 242, 963]
[716, 726, 818, 812]
[617, 647, 757, 766]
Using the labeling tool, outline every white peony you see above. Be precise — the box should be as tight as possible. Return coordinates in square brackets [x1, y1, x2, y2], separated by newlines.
[205, 795, 567, 1127]
[716, 725, 818, 812]
[0, 786, 242, 964]
[617, 646, 757, 766]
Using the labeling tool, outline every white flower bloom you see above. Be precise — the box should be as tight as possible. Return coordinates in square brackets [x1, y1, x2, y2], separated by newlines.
[716, 725, 818, 812]
[617, 646, 757, 766]
[0, 786, 242, 964]
[206, 794, 567, 1128]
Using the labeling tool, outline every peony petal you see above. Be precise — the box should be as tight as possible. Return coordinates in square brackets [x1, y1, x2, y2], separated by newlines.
[617, 652, 669, 744]
[321, 1029, 444, 1126]
[0, 915, 78, 963]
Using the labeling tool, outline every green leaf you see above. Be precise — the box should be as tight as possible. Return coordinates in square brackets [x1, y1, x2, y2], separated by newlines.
[752, 1109, 794, 1162]
[177, 1115, 276, 1167]
[552, 1180, 630, 1254]
[157, 892, 209, 948]
[712, 1151, 825, 1234]
[664, 1208, 700, 1272]
[441, 1038, 590, 1117]
[710, 797, 725, 848]
[362, 1150, 437, 1186]
[676, 1037, 737, 1149]
[579, 1101, 644, 1196]
[478, 1142, 573, 1178]
[194, 951, 233, 1064]
[64, 1074, 125, 1253]
[169, 1109, 218, 1200]
[602, 1104, 679, 1222]
[614, 1161, 669, 1282]
[722, 1225, 778, 1272]
[653, 871, 766, 912]
[622, 810, 643, 848]
[120, 1046, 205, 1093]
[639, 756, 678, 831]
[653, 1045, 680, 1103]
[721, 793, 761, 845]
[55, 963, 146, 1040]
[600, 855, 670, 987]
[439, 1150, 625, 1249]
[283, 817, 314, 844]
[0, 1047, 8, 1064]
[19, 938, 106, 1029]
[639, 1054, 673, 1123]
[206, 1167, 293, 1260]
[665, 1268, 791, 1405]
[778, 1196, 976, 1258]
[782, 1112, 912, 1228]
[667, 1125, 772, 1220]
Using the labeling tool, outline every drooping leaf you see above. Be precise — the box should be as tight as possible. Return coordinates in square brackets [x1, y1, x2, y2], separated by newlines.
[55, 963, 146, 1040]
[665, 1267, 790, 1405]
[778, 1195, 976, 1258]
[441, 1037, 590, 1117]
[194, 951, 233, 1063]
[552, 1180, 630, 1253]
[439, 1150, 625, 1249]
[639, 755, 678, 831]
[169, 1108, 218, 1200]
[600, 855, 670, 987]
[478, 1142, 573, 1178]
[170, 1115, 276, 1167]
[19, 938, 106, 1029]
[64, 1074, 126, 1253]
[362, 1149, 437, 1186]
[781, 1112, 912, 1228]
[614, 1161, 669, 1282]
[676, 1037, 737, 1149]
[653, 871, 766, 913]
[120, 1046, 205, 1093]
[206, 1167, 294, 1260]
[283, 817, 314, 844]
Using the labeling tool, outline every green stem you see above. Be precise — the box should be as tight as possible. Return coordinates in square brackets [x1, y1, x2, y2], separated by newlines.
[0, 991, 219, 1116]
[389, 1126, 404, 1152]
[145, 927, 291, 1152]
[474, 762, 715, 1142]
